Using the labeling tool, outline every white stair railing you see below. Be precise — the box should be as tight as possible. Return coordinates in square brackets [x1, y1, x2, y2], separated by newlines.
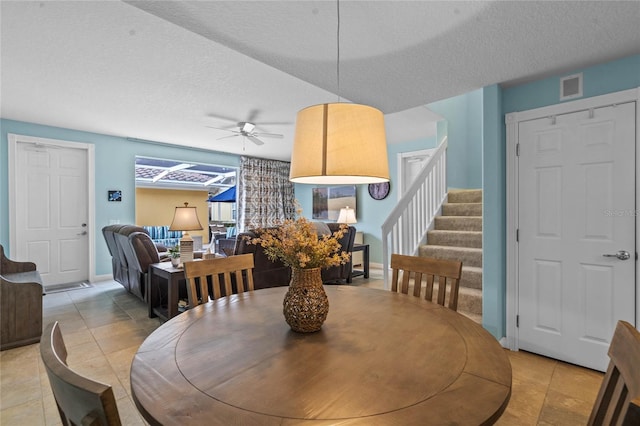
[381, 137, 448, 286]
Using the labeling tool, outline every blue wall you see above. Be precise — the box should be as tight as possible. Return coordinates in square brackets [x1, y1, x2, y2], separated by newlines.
[481, 84, 505, 338]
[295, 137, 437, 264]
[428, 88, 484, 189]
[0, 119, 240, 276]
[503, 54, 640, 113]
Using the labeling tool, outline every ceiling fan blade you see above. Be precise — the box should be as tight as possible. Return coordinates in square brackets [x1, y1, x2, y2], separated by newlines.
[254, 121, 294, 126]
[247, 135, 265, 146]
[246, 109, 260, 123]
[206, 113, 239, 123]
[253, 132, 283, 139]
[206, 125, 241, 133]
[217, 134, 241, 141]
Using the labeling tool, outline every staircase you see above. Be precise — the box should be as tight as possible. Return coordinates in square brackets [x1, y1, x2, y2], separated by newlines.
[419, 189, 482, 323]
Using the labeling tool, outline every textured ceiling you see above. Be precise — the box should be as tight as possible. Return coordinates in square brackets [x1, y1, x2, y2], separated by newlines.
[1, 1, 639, 161]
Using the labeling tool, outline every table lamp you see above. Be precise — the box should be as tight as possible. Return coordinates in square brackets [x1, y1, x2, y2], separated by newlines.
[337, 206, 357, 225]
[169, 202, 203, 265]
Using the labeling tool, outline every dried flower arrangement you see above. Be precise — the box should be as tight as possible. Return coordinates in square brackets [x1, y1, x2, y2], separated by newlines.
[249, 215, 350, 270]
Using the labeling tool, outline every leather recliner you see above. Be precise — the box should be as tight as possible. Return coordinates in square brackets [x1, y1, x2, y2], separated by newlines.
[102, 225, 162, 300]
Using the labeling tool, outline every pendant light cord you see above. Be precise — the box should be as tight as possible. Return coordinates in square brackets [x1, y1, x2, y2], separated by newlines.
[336, 0, 341, 103]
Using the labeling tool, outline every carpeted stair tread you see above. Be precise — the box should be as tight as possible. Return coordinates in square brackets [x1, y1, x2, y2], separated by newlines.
[442, 203, 482, 217]
[421, 188, 484, 321]
[461, 266, 483, 290]
[448, 189, 482, 204]
[458, 287, 483, 316]
[419, 245, 482, 268]
[427, 230, 482, 248]
[434, 216, 482, 231]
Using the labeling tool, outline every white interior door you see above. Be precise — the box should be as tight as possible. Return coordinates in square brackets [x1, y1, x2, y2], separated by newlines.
[517, 102, 636, 371]
[397, 149, 435, 199]
[13, 138, 90, 286]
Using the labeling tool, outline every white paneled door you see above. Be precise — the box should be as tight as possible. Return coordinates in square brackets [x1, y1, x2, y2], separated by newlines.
[518, 102, 636, 372]
[14, 139, 89, 286]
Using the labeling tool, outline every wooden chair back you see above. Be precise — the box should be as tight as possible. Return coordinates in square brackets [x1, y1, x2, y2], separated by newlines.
[40, 322, 121, 426]
[0, 243, 37, 274]
[183, 253, 255, 308]
[390, 253, 463, 311]
[588, 320, 640, 426]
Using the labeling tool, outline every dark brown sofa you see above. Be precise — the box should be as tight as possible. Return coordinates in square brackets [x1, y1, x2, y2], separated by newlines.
[234, 228, 292, 289]
[320, 223, 357, 284]
[234, 223, 356, 289]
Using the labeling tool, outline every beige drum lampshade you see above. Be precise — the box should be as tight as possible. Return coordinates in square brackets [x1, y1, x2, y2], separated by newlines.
[289, 103, 390, 184]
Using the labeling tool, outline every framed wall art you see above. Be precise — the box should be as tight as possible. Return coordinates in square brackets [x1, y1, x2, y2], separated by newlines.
[108, 190, 122, 202]
[312, 186, 356, 220]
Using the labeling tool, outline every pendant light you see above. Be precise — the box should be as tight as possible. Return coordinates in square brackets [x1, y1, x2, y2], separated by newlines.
[289, 1, 389, 184]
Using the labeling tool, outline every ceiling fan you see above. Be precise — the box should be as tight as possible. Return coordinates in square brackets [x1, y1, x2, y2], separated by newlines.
[206, 109, 290, 146]
[206, 121, 284, 146]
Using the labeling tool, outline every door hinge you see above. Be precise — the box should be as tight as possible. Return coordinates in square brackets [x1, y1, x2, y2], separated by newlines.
[516, 143, 520, 156]
[516, 229, 519, 242]
[516, 315, 519, 328]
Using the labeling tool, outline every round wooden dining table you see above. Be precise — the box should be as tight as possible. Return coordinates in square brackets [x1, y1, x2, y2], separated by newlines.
[131, 286, 511, 425]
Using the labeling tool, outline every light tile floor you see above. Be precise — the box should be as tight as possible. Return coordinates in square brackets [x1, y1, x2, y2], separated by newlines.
[1, 270, 603, 425]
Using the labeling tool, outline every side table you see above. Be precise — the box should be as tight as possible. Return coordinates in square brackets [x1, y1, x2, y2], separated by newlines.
[148, 262, 185, 321]
[348, 243, 369, 282]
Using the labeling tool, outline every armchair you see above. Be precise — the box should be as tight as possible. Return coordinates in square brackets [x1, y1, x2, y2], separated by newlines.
[0, 245, 43, 350]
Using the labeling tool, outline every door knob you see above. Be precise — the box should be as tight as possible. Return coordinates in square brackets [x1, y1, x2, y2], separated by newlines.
[77, 231, 87, 236]
[602, 250, 631, 260]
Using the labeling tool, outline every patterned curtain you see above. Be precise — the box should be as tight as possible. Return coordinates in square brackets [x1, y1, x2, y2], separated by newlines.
[237, 156, 296, 232]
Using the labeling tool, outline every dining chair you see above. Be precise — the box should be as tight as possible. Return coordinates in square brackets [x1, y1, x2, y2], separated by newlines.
[40, 322, 122, 426]
[390, 253, 463, 311]
[183, 253, 255, 308]
[625, 400, 640, 425]
[588, 320, 640, 426]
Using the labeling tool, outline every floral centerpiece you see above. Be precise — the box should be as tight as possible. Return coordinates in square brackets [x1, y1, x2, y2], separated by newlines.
[249, 213, 350, 333]
[249, 216, 350, 270]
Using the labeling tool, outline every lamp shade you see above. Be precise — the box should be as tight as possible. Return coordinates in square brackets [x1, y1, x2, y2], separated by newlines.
[169, 202, 203, 232]
[290, 103, 390, 184]
[337, 206, 357, 224]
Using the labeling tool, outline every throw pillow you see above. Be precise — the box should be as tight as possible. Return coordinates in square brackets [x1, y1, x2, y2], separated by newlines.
[312, 221, 332, 236]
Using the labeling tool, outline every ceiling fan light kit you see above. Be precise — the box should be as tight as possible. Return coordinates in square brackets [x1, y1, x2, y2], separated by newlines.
[240, 122, 255, 133]
[289, 102, 389, 184]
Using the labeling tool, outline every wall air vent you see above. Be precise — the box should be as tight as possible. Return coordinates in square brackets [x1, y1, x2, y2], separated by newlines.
[560, 73, 583, 101]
